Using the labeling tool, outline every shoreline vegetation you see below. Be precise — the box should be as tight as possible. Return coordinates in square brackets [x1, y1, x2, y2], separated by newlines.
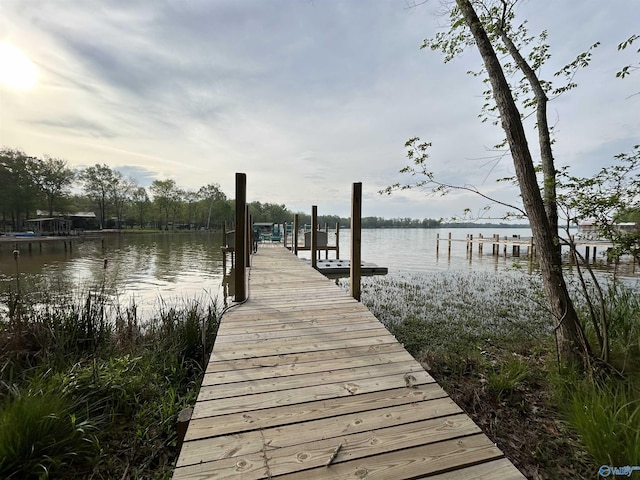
[0, 291, 218, 479]
[2, 257, 638, 478]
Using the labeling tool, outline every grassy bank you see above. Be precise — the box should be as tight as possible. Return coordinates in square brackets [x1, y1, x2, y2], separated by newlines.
[0, 292, 218, 479]
[352, 272, 640, 479]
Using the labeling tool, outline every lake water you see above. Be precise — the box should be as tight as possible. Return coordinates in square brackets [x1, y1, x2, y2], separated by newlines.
[1, 228, 635, 317]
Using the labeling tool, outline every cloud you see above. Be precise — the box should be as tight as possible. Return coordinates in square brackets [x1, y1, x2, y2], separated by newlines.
[1, 0, 639, 221]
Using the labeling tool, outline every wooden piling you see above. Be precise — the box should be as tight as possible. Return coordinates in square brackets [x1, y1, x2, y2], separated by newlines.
[311, 206, 318, 269]
[293, 215, 299, 255]
[234, 172, 246, 302]
[478, 234, 483, 254]
[176, 407, 193, 453]
[324, 223, 329, 259]
[335, 222, 340, 259]
[350, 182, 362, 301]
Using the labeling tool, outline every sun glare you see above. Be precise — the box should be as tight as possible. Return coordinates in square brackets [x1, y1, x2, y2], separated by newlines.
[0, 42, 37, 89]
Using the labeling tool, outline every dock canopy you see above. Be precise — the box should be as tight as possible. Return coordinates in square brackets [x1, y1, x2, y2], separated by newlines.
[26, 217, 71, 236]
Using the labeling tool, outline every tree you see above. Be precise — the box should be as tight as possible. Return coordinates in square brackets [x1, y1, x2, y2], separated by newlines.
[415, 0, 598, 237]
[453, 0, 590, 363]
[150, 179, 179, 230]
[80, 164, 118, 229]
[391, 0, 593, 363]
[198, 183, 227, 229]
[131, 187, 151, 228]
[183, 190, 199, 229]
[0, 148, 41, 230]
[111, 174, 136, 229]
[33, 156, 76, 217]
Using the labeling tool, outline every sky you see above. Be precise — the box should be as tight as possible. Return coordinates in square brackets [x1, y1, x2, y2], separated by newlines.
[1, 0, 638, 221]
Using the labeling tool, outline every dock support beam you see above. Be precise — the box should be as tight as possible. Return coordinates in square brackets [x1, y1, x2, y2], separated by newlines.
[311, 206, 318, 269]
[293, 214, 299, 255]
[234, 173, 247, 302]
[350, 182, 362, 301]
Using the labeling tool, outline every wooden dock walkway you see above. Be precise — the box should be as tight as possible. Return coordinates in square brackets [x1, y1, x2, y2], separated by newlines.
[173, 245, 525, 479]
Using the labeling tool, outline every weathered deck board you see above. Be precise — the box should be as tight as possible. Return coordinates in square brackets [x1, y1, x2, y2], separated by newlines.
[173, 245, 525, 479]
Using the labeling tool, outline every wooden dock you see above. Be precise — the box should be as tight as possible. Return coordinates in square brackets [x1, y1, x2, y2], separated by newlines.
[0, 235, 81, 254]
[438, 232, 615, 262]
[173, 244, 525, 479]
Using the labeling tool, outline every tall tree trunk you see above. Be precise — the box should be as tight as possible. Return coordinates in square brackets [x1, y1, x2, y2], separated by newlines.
[456, 0, 591, 364]
[498, 30, 559, 240]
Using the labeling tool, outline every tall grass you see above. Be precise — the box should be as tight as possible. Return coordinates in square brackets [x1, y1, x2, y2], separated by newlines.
[0, 290, 219, 479]
[561, 378, 640, 466]
[0, 387, 99, 479]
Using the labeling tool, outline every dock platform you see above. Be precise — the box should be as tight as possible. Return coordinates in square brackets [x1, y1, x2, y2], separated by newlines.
[173, 244, 524, 479]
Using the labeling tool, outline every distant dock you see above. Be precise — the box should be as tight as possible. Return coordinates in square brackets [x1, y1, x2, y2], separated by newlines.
[0, 235, 82, 254]
[437, 232, 616, 263]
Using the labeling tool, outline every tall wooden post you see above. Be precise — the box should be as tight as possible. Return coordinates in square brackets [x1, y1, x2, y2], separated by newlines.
[283, 222, 288, 249]
[234, 173, 246, 302]
[350, 182, 362, 301]
[311, 206, 318, 269]
[335, 222, 340, 259]
[293, 214, 299, 255]
[325, 223, 329, 259]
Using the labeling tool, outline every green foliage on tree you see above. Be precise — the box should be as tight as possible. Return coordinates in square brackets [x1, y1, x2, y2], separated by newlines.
[150, 179, 179, 230]
[80, 164, 119, 229]
[0, 148, 42, 230]
[33, 156, 76, 217]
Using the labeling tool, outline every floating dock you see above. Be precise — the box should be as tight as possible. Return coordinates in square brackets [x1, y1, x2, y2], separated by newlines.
[173, 244, 524, 479]
[304, 258, 388, 277]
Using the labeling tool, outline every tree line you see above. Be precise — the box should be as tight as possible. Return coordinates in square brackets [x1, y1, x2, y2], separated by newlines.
[1, 148, 448, 232]
[0, 148, 234, 231]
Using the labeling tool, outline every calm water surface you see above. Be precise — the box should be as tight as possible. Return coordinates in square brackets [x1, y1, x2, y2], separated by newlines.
[1, 227, 634, 316]
[0, 232, 225, 315]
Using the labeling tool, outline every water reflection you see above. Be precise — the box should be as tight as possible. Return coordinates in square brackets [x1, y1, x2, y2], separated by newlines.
[0, 232, 226, 317]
